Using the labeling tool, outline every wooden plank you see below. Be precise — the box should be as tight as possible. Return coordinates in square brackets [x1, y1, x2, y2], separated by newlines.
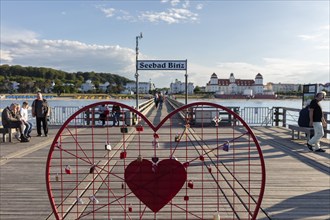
[0, 103, 329, 220]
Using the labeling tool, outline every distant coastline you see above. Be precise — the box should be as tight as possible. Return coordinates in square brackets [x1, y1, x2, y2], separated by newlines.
[0, 93, 310, 101]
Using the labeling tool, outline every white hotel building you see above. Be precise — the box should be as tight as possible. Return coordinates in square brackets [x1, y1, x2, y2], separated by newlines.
[205, 73, 264, 95]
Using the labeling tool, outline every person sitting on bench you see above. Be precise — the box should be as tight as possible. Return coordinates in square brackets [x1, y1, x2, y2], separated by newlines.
[1, 103, 30, 142]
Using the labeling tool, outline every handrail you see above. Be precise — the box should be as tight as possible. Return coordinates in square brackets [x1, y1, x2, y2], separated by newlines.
[40, 99, 329, 138]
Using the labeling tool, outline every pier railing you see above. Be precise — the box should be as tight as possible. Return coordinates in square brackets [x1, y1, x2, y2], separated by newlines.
[272, 107, 330, 137]
[166, 98, 329, 138]
[48, 99, 154, 126]
[46, 99, 329, 138]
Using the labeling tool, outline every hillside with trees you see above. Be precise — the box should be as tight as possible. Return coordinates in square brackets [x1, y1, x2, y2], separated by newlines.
[0, 64, 134, 94]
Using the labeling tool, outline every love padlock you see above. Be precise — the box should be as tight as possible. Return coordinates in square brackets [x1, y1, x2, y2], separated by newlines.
[175, 133, 180, 142]
[120, 127, 128, 133]
[188, 180, 194, 189]
[105, 142, 112, 151]
[208, 165, 212, 173]
[120, 151, 127, 159]
[89, 164, 96, 174]
[213, 212, 221, 220]
[135, 125, 144, 132]
[223, 141, 230, 152]
[65, 165, 72, 174]
[136, 155, 143, 162]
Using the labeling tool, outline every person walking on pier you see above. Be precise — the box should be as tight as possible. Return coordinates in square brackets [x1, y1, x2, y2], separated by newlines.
[154, 92, 159, 109]
[111, 104, 121, 126]
[307, 92, 327, 152]
[159, 92, 164, 109]
[32, 92, 50, 137]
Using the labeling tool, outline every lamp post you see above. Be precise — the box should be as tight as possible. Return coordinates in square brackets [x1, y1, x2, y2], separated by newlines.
[135, 32, 143, 111]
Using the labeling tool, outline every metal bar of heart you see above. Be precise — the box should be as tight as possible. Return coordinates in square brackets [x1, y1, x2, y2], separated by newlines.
[185, 127, 258, 219]
[47, 128, 137, 220]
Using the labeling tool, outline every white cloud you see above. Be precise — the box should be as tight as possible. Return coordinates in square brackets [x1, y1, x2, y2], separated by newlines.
[182, 0, 190, 9]
[196, 4, 203, 10]
[99, 7, 116, 17]
[211, 58, 329, 85]
[0, 50, 13, 62]
[170, 0, 180, 7]
[140, 8, 198, 24]
[97, 1, 199, 24]
[0, 29, 136, 80]
[297, 25, 329, 50]
[1, 28, 328, 89]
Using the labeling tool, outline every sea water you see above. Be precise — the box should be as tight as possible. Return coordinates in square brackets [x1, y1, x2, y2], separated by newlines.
[1, 98, 329, 111]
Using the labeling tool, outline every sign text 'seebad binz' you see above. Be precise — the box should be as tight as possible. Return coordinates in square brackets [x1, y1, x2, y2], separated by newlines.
[137, 60, 187, 70]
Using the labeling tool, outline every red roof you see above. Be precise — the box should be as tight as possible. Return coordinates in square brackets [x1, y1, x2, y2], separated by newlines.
[217, 79, 254, 86]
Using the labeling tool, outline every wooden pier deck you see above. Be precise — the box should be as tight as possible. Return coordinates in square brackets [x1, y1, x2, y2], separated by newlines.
[0, 101, 329, 220]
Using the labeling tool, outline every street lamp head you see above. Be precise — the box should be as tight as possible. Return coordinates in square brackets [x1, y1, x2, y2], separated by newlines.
[139, 32, 143, 39]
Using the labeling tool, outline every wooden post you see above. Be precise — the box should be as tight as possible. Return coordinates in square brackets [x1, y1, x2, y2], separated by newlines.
[282, 108, 287, 127]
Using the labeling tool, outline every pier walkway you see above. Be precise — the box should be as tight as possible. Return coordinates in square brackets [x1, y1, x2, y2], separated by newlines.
[0, 100, 329, 219]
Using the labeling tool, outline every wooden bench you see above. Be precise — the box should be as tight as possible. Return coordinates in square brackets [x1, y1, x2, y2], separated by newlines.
[288, 124, 314, 140]
[0, 109, 20, 143]
[0, 127, 18, 142]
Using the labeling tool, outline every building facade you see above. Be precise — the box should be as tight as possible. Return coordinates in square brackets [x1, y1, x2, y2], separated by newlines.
[80, 80, 96, 92]
[170, 79, 194, 94]
[205, 73, 264, 95]
[125, 81, 155, 94]
[265, 83, 300, 93]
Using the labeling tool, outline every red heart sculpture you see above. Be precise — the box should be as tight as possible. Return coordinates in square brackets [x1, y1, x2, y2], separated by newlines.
[124, 159, 187, 213]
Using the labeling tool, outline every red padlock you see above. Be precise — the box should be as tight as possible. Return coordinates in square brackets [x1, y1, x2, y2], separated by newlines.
[183, 162, 190, 168]
[153, 133, 159, 139]
[199, 155, 204, 161]
[120, 151, 127, 159]
[65, 165, 72, 174]
[184, 195, 189, 201]
[188, 180, 194, 189]
[135, 125, 144, 131]
[128, 204, 132, 212]
[208, 165, 212, 173]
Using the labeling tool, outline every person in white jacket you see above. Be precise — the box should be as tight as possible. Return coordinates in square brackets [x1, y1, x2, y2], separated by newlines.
[20, 101, 33, 138]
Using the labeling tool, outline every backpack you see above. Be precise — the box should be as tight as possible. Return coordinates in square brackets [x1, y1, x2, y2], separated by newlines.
[298, 107, 310, 127]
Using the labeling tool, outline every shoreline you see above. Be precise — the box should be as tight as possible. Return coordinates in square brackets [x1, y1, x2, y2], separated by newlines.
[0, 96, 303, 101]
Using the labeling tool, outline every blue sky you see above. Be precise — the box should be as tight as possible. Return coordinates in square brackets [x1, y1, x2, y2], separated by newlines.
[1, 0, 329, 88]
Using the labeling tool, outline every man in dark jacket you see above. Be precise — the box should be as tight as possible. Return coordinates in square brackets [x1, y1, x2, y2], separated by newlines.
[32, 92, 50, 137]
[1, 103, 29, 142]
